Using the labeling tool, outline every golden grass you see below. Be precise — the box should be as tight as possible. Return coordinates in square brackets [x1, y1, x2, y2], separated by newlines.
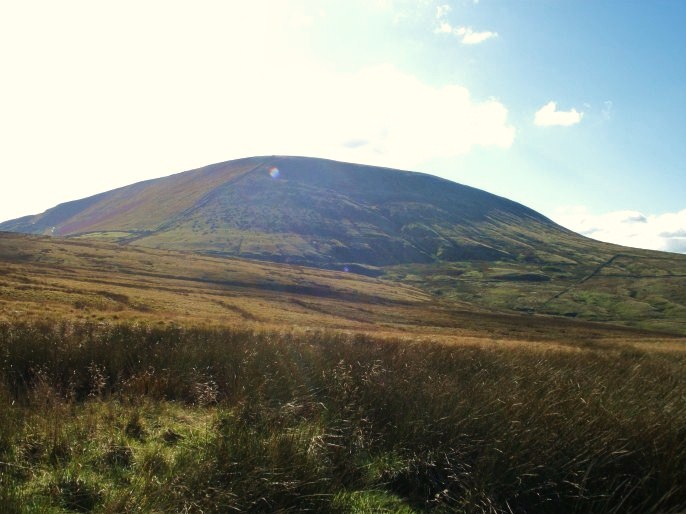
[2, 232, 686, 511]
[2, 322, 686, 512]
[1, 232, 685, 357]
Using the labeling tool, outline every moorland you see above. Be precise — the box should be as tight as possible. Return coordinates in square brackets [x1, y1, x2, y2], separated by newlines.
[1, 156, 686, 512]
[1, 232, 685, 513]
[3, 156, 686, 335]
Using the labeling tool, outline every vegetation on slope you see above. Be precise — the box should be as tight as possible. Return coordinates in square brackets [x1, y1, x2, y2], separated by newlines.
[0, 232, 430, 330]
[386, 248, 686, 334]
[0, 156, 595, 268]
[2, 232, 681, 345]
[1, 321, 685, 513]
[0, 158, 264, 236]
[2, 156, 686, 333]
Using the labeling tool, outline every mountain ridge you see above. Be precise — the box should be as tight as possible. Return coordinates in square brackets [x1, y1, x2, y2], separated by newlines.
[0, 155, 591, 269]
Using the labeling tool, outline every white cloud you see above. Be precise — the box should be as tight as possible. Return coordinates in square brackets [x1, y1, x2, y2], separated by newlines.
[455, 26, 498, 45]
[435, 21, 454, 34]
[436, 4, 451, 19]
[553, 206, 686, 253]
[534, 101, 584, 127]
[434, 4, 497, 44]
[264, 63, 515, 169]
[0, 1, 514, 222]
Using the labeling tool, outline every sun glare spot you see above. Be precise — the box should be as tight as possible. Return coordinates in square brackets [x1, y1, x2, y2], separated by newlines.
[269, 167, 280, 179]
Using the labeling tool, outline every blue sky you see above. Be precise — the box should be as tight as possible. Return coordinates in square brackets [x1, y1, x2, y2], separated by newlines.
[1, 1, 685, 252]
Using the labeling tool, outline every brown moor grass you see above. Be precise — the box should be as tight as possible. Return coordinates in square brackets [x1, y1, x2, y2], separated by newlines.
[0, 321, 685, 512]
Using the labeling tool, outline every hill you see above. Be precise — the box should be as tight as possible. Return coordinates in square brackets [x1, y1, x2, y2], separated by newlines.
[2, 155, 686, 333]
[0, 155, 598, 268]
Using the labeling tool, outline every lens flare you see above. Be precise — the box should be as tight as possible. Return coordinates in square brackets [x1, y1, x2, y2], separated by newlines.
[268, 167, 280, 179]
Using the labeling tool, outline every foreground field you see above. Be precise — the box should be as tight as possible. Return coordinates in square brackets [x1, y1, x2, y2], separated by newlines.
[2, 321, 686, 513]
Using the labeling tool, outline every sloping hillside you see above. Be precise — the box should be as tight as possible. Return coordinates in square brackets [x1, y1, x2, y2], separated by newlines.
[0, 156, 601, 268]
[3, 156, 686, 333]
[3, 231, 682, 347]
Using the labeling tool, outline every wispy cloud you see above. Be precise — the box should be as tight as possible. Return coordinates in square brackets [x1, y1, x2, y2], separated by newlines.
[553, 206, 686, 253]
[534, 101, 583, 127]
[456, 26, 498, 45]
[436, 4, 451, 19]
[601, 100, 613, 121]
[321, 64, 515, 167]
[434, 4, 498, 45]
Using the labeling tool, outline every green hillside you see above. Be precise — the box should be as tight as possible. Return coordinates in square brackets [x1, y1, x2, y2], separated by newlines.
[0, 156, 592, 267]
[3, 156, 686, 333]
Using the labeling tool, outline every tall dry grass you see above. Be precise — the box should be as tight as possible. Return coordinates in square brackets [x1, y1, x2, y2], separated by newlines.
[1, 320, 685, 512]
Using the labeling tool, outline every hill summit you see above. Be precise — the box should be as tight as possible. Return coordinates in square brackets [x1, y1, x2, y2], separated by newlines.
[0, 156, 590, 269]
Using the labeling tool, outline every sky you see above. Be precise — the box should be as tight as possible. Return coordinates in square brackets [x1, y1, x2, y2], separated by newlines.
[1, 0, 685, 253]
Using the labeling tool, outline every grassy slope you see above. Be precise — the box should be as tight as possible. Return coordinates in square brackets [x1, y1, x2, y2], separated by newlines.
[1, 233, 686, 512]
[0, 158, 264, 236]
[1, 232, 681, 348]
[0, 232, 431, 332]
[117, 156, 563, 267]
[386, 240, 686, 335]
[0, 156, 607, 268]
[3, 156, 686, 333]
